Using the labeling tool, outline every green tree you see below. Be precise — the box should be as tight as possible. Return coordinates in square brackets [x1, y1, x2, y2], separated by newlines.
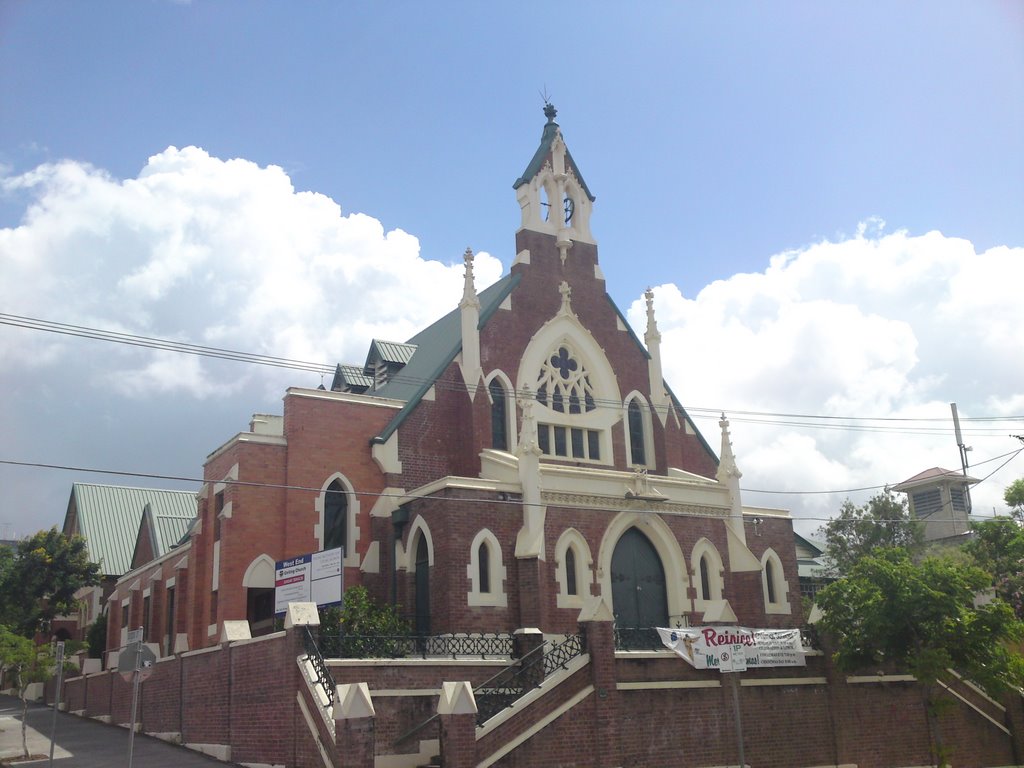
[816, 549, 1024, 766]
[1004, 478, 1024, 522]
[319, 586, 411, 658]
[0, 528, 101, 637]
[818, 491, 924, 575]
[0, 627, 69, 760]
[964, 517, 1024, 619]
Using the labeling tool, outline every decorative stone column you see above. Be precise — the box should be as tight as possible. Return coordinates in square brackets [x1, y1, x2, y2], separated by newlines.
[334, 683, 376, 768]
[437, 681, 477, 768]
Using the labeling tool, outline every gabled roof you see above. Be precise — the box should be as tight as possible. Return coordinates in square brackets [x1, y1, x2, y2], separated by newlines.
[142, 502, 195, 557]
[63, 483, 198, 577]
[892, 466, 979, 491]
[372, 273, 520, 443]
[363, 340, 417, 373]
[512, 104, 595, 202]
[331, 363, 373, 391]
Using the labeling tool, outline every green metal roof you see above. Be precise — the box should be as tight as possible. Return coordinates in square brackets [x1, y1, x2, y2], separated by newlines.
[363, 340, 417, 372]
[332, 363, 373, 391]
[373, 273, 520, 443]
[513, 105, 595, 202]
[65, 483, 197, 576]
[147, 503, 197, 557]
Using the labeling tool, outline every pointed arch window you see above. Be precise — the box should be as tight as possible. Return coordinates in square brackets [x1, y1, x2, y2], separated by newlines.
[467, 529, 507, 607]
[489, 378, 509, 451]
[761, 548, 791, 615]
[565, 547, 578, 596]
[534, 343, 601, 461]
[628, 400, 646, 465]
[478, 542, 491, 593]
[699, 555, 711, 602]
[325, 480, 348, 553]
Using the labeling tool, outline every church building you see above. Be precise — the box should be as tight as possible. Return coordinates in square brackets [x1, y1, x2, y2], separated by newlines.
[104, 104, 800, 657]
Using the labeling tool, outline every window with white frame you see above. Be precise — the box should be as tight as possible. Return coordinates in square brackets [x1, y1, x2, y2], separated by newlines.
[624, 393, 654, 468]
[760, 548, 791, 615]
[534, 343, 605, 461]
[486, 373, 516, 452]
[467, 529, 507, 607]
[554, 529, 593, 609]
[316, 474, 360, 567]
[691, 539, 725, 613]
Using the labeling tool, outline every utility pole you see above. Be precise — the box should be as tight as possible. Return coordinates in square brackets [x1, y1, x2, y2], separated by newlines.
[950, 403, 972, 514]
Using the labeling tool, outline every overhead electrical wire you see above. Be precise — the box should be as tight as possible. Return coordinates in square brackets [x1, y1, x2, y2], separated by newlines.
[3, 312, 1022, 438]
[3, 313, 1023, 510]
[1, 452, 1020, 523]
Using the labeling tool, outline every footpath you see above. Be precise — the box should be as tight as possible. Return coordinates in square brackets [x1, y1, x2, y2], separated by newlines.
[0, 694, 238, 767]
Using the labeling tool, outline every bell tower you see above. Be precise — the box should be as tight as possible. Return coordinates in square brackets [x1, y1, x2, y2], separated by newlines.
[512, 103, 596, 263]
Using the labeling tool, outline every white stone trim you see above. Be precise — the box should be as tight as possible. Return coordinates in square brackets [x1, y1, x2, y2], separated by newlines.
[484, 369, 518, 452]
[597, 512, 691, 620]
[371, 430, 402, 474]
[403, 517, 435, 571]
[313, 473, 361, 569]
[554, 528, 592, 610]
[242, 554, 275, 588]
[623, 391, 656, 469]
[691, 538, 725, 613]
[467, 529, 508, 607]
[760, 547, 792, 615]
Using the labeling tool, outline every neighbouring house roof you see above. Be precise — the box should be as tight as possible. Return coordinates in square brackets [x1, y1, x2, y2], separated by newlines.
[892, 466, 979, 491]
[63, 483, 198, 577]
[144, 502, 195, 556]
[372, 273, 520, 443]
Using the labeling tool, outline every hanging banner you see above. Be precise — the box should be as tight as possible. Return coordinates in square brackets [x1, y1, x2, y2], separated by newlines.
[274, 547, 343, 615]
[657, 626, 806, 670]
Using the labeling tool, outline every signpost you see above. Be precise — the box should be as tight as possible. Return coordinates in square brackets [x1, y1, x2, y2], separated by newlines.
[274, 547, 343, 615]
[120, 629, 156, 768]
[48, 641, 64, 767]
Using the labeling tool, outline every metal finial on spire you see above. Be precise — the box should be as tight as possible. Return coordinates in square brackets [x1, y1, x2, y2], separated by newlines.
[543, 102, 557, 123]
[644, 287, 659, 335]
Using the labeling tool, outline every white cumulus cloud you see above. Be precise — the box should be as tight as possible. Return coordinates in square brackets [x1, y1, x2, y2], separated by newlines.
[0, 146, 503, 397]
[631, 225, 1024, 532]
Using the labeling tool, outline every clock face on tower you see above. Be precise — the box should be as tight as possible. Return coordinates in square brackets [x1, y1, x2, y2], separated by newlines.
[563, 196, 575, 225]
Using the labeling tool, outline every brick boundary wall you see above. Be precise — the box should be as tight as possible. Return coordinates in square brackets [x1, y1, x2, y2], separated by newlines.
[53, 624, 1024, 768]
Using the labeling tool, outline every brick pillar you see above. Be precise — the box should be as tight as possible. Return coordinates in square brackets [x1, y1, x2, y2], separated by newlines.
[513, 627, 545, 691]
[515, 556, 546, 629]
[1005, 690, 1024, 765]
[437, 681, 478, 768]
[579, 598, 620, 768]
[335, 683, 376, 768]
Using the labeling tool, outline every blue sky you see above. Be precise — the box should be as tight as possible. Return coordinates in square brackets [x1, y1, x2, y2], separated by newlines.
[1, 2, 1023, 537]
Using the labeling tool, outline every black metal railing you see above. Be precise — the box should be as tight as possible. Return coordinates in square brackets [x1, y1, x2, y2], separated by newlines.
[303, 626, 338, 707]
[474, 631, 587, 726]
[614, 626, 664, 650]
[317, 631, 515, 660]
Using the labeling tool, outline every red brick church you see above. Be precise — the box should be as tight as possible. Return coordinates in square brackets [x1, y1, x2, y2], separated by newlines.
[67, 105, 1022, 768]
[104, 103, 799, 655]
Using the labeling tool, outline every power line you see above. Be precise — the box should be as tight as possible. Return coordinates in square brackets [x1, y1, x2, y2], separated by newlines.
[4, 312, 1023, 437]
[2, 451, 1020, 522]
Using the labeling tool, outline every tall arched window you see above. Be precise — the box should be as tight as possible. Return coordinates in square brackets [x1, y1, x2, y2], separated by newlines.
[489, 378, 508, 451]
[565, 547, 578, 596]
[628, 400, 646, 465]
[699, 555, 711, 602]
[324, 480, 347, 552]
[478, 542, 491, 593]
[765, 559, 777, 603]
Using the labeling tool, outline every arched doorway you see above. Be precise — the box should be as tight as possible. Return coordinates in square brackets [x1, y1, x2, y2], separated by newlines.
[611, 527, 668, 648]
[414, 535, 430, 637]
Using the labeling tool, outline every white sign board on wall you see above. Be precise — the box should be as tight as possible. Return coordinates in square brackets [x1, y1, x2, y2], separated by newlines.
[274, 547, 343, 616]
[657, 626, 805, 670]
